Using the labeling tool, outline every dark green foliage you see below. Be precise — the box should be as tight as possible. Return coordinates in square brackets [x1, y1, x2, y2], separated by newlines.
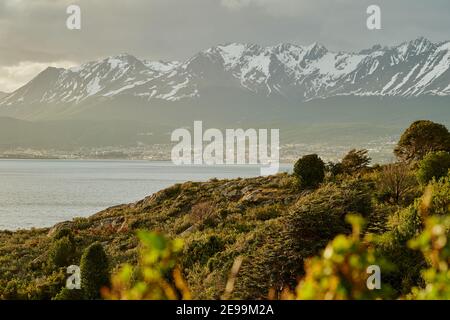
[416, 151, 450, 185]
[375, 205, 426, 295]
[394, 120, 450, 162]
[293, 154, 325, 188]
[374, 175, 450, 295]
[27, 270, 67, 300]
[182, 236, 225, 269]
[326, 161, 343, 176]
[53, 228, 75, 242]
[233, 180, 372, 299]
[0, 280, 27, 300]
[53, 288, 85, 300]
[423, 173, 450, 216]
[247, 204, 282, 221]
[47, 236, 76, 268]
[341, 149, 371, 174]
[80, 242, 110, 300]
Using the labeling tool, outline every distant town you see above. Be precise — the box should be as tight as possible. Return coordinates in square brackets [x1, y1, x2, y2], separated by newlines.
[0, 135, 399, 164]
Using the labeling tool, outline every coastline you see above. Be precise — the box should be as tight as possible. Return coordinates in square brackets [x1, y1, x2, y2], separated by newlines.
[0, 159, 293, 231]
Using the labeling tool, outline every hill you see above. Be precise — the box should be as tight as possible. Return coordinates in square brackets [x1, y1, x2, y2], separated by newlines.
[2, 159, 448, 299]
[0, 96, 450, 157]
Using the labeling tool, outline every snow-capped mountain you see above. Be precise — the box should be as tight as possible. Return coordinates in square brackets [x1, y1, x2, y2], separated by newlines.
[1, 37, 450, 108]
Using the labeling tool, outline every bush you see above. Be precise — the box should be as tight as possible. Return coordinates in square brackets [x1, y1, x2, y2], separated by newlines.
[373, 176, 450, 295]
[408, 216, 450, 299]
[0, 280, 27, 300]
[182, 236, 225, 269]
[233, 180, 372, 299]
[293, 154, 325, 188]
[421, 173, 450, 217]
[416, 151, 450, 185]
[190, 202, 215, 225]
[286, 215, 394, 300]
[53, 287, 85, 300]
[53, 228, 75, 242]
[47, 236, 76, 268]
[80, 242, 110, 300]
[102, 231, 190, 300]
[248, 204, 282, 221]
[28, 270, 67, 300]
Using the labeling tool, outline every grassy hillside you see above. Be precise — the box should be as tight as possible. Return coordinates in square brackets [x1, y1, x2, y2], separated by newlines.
[0, 165, 443, 300]
[1, 120, 449, 300]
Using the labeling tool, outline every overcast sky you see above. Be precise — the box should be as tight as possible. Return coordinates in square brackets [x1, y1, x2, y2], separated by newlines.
[0, 0, 449, 92]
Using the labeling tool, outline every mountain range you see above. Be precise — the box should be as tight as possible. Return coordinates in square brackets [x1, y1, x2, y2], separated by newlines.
[0, 37, 449, 154]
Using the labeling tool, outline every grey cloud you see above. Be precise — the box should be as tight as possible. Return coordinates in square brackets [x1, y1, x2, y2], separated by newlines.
[0, 0, 449, 91]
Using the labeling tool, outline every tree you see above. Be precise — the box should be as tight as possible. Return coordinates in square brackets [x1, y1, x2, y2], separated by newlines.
[416, 151, 450, 186]
[376, 163, 417, 204]
[293, 154, 325, 188]
[341, 149, 371, 174]
[80, 242, 110, 300]
[394, 120, 450, 162]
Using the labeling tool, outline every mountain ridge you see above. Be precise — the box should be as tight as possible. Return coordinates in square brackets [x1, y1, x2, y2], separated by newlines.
[1, 37, 449, 110]
[0, 37, 449, 156]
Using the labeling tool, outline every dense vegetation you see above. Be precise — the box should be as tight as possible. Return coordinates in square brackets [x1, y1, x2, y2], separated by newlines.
[0, 120, 449, 300]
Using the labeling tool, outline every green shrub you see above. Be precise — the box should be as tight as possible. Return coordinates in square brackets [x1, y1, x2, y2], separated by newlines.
[182, 235, 225, 269]
[293, 154, 325, 189]
[373, 182, 450, 295]
[408, 216, 450, 299]
[416, 151, 450, 185]
[28, 270, 66, 300]
[290, 215, 394, 300]
[47, 236, 76, 268]
[102, 231, 189, 300]
[248, 204, 282, 221]
[234, 180, 372, 299]
[421, 173, 450, 217]
[0, 280, 27, 300]
[53, 228, 75, 242]
[53, 287, 85, 300]
[80, 242, 110, 300]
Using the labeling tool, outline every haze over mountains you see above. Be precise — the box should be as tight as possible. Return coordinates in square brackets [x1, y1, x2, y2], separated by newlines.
[0, 37, 449, 156]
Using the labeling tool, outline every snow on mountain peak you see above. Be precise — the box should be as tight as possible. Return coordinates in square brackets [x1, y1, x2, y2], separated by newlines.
[1, 38, 449, 107]
[215, 43, 248, 68]
[143, 60, 180, 73]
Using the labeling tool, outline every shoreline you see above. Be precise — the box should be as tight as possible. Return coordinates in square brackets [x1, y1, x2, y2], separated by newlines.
[0, 160, 293, 232]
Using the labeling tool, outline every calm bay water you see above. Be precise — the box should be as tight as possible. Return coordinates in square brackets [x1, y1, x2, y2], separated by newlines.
[0, 160, 290, 230]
